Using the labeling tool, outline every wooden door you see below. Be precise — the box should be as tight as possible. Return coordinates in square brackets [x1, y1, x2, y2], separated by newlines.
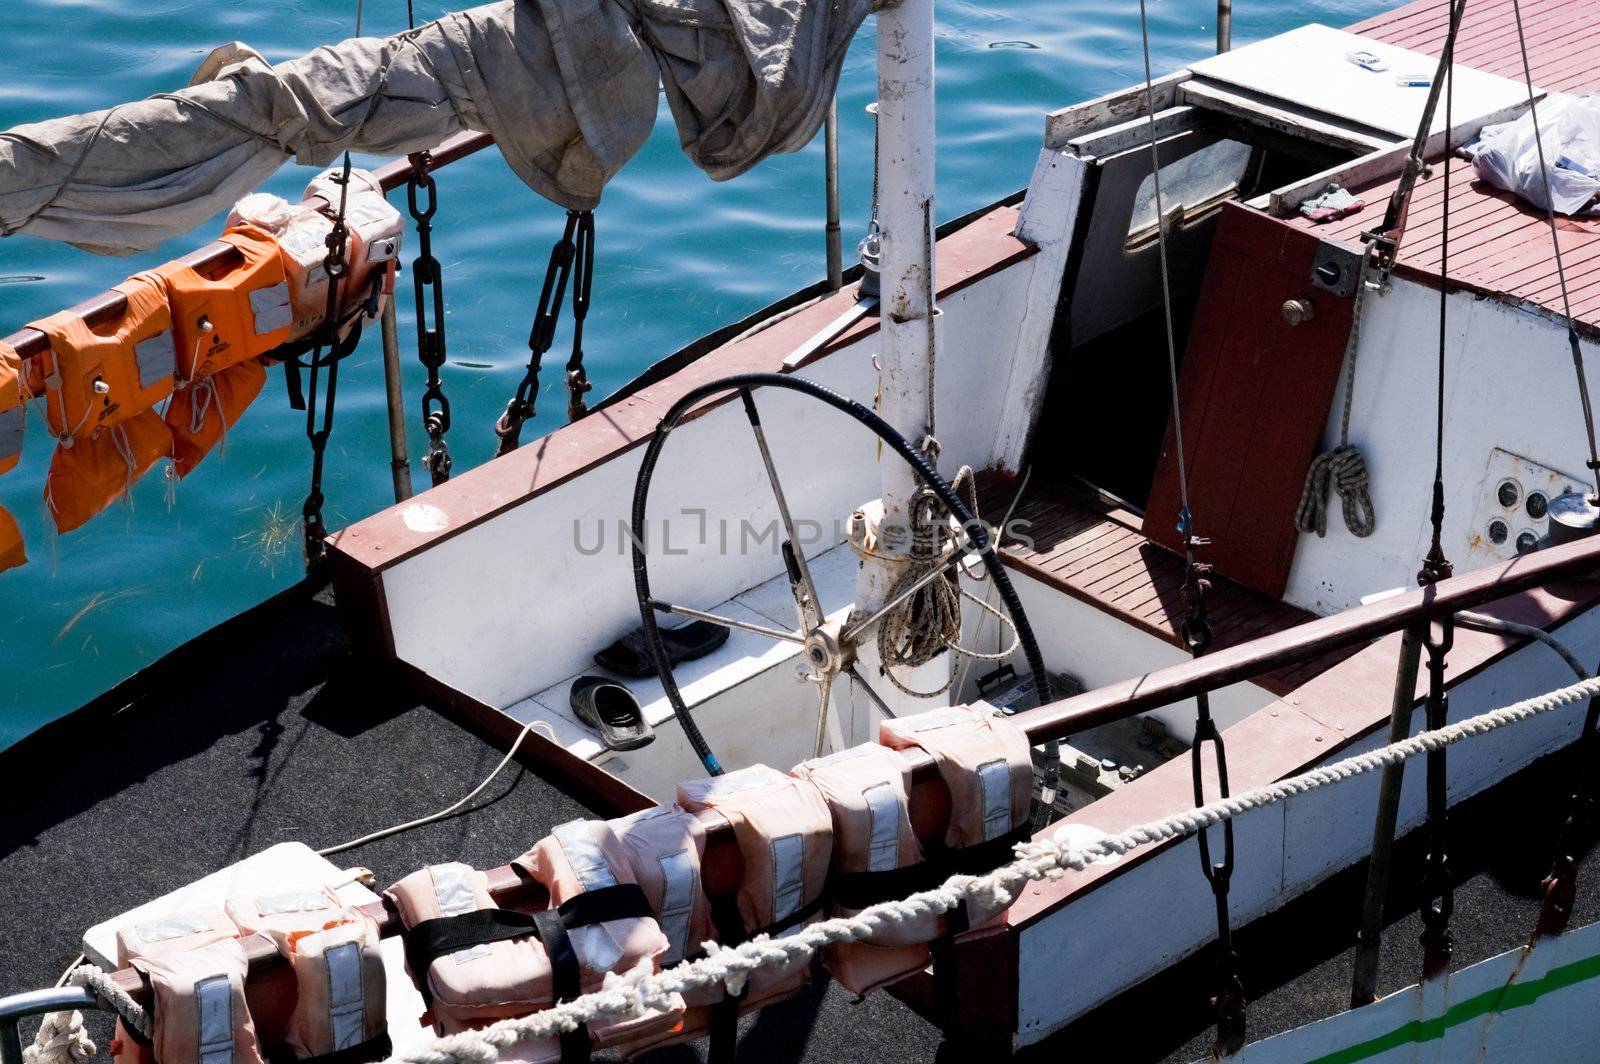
[1143, 203, 1357, 598]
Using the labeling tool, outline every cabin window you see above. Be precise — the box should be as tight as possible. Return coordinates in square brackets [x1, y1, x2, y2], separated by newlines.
[1125, 139, 1253, 248]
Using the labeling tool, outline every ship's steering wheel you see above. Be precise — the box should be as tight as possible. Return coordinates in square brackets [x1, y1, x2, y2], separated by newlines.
[629, 372, 1050, 775]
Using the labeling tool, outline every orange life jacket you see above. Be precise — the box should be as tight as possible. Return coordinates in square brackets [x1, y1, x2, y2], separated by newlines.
[143, 225, 288, 478]
[0, 341, 25, 572]
[163, 359, 268, 479]
[43, 411, 170, 534]
[0, 339, 21, 476]
[30, 278, 175, 533]
[150, 224, 292, 384]
[32, 277, 175, 442]
[0, 505, 24, 575]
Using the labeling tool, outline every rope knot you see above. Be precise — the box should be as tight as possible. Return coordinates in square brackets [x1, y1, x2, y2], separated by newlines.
[23, 1012, 96, 1064]
[1296, 444, 1375, 538]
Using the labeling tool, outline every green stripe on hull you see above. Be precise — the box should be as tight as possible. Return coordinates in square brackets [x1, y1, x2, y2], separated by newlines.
[1308, 950, 1600, 1064]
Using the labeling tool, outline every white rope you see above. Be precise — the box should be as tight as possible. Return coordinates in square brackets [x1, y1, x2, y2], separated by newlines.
[21, 1012, 95, 1064]
[66, 965, 152, 1041]
[63, 676, 1600, 1061]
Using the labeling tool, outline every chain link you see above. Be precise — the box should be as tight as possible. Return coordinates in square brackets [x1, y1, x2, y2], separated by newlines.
[301, 164, 355, 566]
[1418, 617, 1455, 979]
[406, 151, 453, 487]
[495, 210, 596, 454]
[566, 209, 595, 421]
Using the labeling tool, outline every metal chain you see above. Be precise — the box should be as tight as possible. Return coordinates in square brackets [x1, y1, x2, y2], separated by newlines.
[300, 160, 359, 566]
[494, 210, 591, 455]
[565, 210, 595, 421]
[1418, 618, 1456, 978]
[407, 151, 452, 486]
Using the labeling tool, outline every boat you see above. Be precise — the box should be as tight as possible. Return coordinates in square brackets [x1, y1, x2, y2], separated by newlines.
[4, 0, 1600, 1059]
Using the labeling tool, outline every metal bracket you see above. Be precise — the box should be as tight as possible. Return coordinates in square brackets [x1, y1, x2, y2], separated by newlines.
[1310, 241, 1362, 298]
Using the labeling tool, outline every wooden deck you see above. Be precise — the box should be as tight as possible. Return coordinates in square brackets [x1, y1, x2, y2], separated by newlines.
[1287, 0, 1600, 334]
[976, 473, 1351, 696]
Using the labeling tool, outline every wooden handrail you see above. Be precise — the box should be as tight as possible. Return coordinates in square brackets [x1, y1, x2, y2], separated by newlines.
[1012, 531, 1600, 742]
[1, 131, 496, 363]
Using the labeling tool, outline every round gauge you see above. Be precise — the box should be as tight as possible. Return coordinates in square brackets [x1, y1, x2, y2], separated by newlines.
[1526, 491, 1549, 520]
[1497, 479, 1521, 508]
[1487, 519, 1509, 545]
[1515, 530, 1539, 555]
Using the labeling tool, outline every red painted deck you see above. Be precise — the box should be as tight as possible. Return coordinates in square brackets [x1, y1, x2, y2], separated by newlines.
[1289, 0, 1600, 332]
[975, 473, 1352, 696]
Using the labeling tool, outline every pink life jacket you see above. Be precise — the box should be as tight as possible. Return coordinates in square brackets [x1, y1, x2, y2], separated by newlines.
[224, 886, 388, 1061]
[593, 804, 715, 1058]
[876, 705, 1035, 1007]
[791, 743, 934, 995]
[674, 765, 833, 1057]
[513, 820, 685, 1056]
[113, 908, 263, 1064]
[389, 839, 678, 1063]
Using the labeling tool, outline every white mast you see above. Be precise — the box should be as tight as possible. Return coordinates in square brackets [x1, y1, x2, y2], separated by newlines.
[852, 0, 943, 712]
[862, 0, 936, 604]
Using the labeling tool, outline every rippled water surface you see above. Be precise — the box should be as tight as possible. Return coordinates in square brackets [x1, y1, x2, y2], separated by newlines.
[0, 0, 1397, 746]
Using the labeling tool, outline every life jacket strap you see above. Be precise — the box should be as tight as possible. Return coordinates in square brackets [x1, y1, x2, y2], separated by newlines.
[403, 883, 652, 1026]
[267, 1032, 392, 1064]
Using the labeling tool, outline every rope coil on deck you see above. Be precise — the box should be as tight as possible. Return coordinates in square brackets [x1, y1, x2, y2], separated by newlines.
[64, 674, 1600, 1064]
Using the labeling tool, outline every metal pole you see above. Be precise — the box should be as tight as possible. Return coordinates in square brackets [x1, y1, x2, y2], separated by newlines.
[859, 0, 936, 613]
[1217, 0, 1232, 53]
[825, 97, 843, 291]
[379, 297, 414, 503]
[1350, 626, 1424, 1007]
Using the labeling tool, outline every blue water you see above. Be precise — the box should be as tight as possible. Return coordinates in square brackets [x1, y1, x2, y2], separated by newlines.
[0, 0, 1396, 746]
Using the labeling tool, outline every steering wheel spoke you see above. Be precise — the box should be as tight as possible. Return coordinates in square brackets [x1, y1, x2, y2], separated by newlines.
[841, 536, 973, 644]
[739, 389, 825, 631]
[650, 599, 805, 644]
[846, 663, 897, 720]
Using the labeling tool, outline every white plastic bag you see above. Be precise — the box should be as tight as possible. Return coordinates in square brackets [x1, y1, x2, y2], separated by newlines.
[1466, 94, 1600, 215]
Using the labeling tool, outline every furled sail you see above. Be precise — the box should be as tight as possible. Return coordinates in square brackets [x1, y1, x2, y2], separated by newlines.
[0, 0, 870, 255]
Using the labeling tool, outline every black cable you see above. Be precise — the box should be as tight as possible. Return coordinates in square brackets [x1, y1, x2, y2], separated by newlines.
[1419, 0, 1465, 587]
[629, 373, 1050, 776]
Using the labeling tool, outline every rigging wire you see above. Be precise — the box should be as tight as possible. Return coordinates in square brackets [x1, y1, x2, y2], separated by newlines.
[1136, 0, 1190, 536]
[1137, 0, 1242, 1051]
[1416, 0, 1467, 983]
[1509, 0, 1600, 502]
[1418, 0, 1462, 588]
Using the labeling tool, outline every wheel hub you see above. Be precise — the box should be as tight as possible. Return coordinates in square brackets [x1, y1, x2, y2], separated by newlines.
[802, 621, 852, 680]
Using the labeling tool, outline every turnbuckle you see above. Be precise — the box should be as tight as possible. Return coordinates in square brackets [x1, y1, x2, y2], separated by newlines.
[1418, 615, 1455, 978]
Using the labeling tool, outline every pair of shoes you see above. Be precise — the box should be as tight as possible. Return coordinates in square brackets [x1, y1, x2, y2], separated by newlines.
[593, 620, 729, 677]
[570, 676, 654, 751]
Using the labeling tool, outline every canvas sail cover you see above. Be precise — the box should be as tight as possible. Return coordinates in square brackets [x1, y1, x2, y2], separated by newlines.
[0, 0, 871, 255]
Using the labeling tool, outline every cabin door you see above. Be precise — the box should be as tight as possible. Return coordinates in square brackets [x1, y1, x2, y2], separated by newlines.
[1142, 202, 1357, 598]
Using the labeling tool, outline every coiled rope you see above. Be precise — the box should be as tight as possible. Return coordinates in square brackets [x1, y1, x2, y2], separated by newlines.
[65, 674, 1600, 1062]
[1296, 289, 1376, 539]
[876, 467, 1018, 696]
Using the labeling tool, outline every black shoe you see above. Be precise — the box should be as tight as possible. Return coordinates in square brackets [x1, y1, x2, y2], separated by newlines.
[569, 676, 655, 751]
[593, 620, 730, 677]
